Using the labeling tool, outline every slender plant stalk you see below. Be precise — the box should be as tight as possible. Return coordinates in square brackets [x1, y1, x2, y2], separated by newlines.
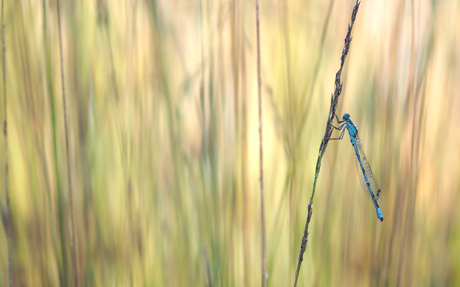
[2, 0, 13, 286]
[56, 1, 79, 286]
[43, 1, 70, 285]
[241, 22, 250, 287]
[293, 2, 361, 286]
[202, 248, 212, 287]
[255, 0, 267, 286]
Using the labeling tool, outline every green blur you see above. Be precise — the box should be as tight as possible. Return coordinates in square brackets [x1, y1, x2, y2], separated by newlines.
[0, 0, 459, 286]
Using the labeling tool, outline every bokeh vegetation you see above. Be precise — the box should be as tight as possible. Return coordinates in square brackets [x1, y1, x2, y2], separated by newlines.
[1, 0, 460, 286]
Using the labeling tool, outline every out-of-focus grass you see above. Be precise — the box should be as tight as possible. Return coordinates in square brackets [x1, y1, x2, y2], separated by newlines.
[1, 0, 460, 286]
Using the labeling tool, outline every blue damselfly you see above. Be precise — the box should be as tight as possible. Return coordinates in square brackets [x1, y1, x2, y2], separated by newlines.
[331, 113, 384, 222]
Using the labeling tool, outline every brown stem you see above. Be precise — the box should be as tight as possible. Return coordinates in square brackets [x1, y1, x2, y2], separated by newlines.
[255, 0, 267, 285]
[56, 1, 79, 285]
[2, 0, 13, 286]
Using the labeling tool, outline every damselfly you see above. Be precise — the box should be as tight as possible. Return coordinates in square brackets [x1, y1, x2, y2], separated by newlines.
[331, 113, 384, 222]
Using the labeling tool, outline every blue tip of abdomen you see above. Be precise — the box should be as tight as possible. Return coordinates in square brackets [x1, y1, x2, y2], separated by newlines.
[377, 208, 384, 222]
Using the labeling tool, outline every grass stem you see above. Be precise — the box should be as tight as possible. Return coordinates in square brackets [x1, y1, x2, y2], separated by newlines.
[56, 0, 79, 285]
[256, 0, 267, 285]
[2, 0, 12, 286]
[293, 2, 361, 286]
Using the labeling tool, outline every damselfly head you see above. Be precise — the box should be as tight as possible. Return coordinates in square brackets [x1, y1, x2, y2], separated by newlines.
[342, 113, 351, 120]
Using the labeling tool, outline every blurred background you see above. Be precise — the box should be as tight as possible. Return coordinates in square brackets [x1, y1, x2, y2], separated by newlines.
[1, 0, 459, 286]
